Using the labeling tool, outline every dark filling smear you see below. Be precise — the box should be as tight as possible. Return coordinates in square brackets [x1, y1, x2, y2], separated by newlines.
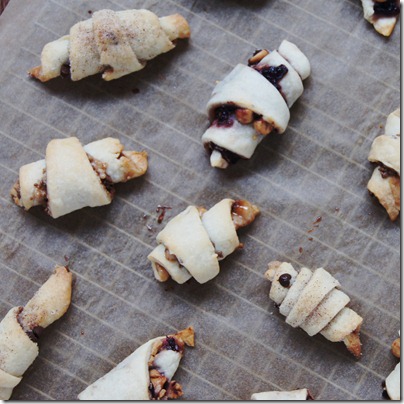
[212, 105, 236, 127]
[279, 273, 292, 287]
[60, 63, 71, 79]
[378, 163, 399, 179]
[26, 326, 44, 343]
[102, 179, 116, 198]
[206, 142, 242, 165]
[162, 336, 180, 352]
[382, 388, 390, 399]
[306, 390, 315, 400]
[148, 381, 156, 398]
[373, 0, 400, 19]
[254, 64, 288, 94]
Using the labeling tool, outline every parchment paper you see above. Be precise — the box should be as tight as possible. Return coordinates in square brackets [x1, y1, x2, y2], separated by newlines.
[0, 0, 400, 400]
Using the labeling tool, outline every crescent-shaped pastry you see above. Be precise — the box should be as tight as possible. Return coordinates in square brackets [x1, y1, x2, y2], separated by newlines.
[0, 266, 72, 400]
[29, 9, 190, 82]
[367, 109, 400, 221]
[201, 40, 310, 169]
[251, 389, 313, 400]
[11, 137, 148, 218]
[148, 199, 260, 284]
[383, 333, 400, 400]
[78, 327, 194, 400]
[265, 262, 363, 358]
[361, 0, 400, 37]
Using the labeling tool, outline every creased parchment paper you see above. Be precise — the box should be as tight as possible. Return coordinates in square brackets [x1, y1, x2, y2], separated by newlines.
[0, 0, 399, 400]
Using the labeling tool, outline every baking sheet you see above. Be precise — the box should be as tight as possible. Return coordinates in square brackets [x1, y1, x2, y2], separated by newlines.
[0, 0, 400, 400]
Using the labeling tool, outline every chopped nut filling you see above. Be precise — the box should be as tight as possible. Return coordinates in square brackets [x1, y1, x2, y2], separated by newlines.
[235, 108, 254, 124]
[87, 154, 115, 196]
[253, 118, 273, 136]
[87, 154, 108, 180]
[231, 200, 260, 230]
[148, 335, 186, 400]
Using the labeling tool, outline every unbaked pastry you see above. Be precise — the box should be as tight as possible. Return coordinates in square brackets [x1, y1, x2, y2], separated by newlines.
[11, 137, 148, 218]
[251, 389, 313, 400]
[0, 266, 72, 400]
[265, 262, 363, 358]
[367, 108, 400, 221]
[361, 0, 400, 36]
[148, 199, 260, 284]
[78, 327, 194, 400]
[29, 9, 190, 82]
[201, 40, 310, 169]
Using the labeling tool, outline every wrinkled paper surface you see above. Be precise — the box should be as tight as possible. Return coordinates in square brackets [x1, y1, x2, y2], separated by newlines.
[0, 0, 400, 400]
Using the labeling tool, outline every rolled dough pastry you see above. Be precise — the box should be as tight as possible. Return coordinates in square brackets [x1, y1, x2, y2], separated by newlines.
[383, 333, 400, 400]
[265, 262, 363, 358]
[11, 137, 148, 218]
[361, 0, 400, 37]
[251, 388, 313, 400]
[367, 108, 400, 221]
[0, 266, 72, 400]
[148, 199, 260, 284]
[29, 9, 190, 82]
[78, 327, 194, 400]
[202, 40, 310, 169]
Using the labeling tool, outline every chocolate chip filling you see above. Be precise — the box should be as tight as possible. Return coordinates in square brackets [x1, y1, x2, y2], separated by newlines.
[373, 0, 400, 19]
[279, 273, 292, 287]
[60, 62, 71, 79]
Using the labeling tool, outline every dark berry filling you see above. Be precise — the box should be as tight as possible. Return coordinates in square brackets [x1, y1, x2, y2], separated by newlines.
[206, 142, 242, 165]
[212, 105, 236, 127]
[373, 0, 400, 18]
[162, 336, 180, 352]
[254, 64, 289, 93]
[279, 273, 292, 287]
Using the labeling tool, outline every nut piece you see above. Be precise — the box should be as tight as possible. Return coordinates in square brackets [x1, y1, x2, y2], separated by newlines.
[155, 263, 171, 282]
[391, 337, 400, 359]
[231, 199, 260, 230]
[343, 325, 362, 359]
[176, 326, 195, 347]
[235, 108, 254, 124]
[253, 119, 273, 136]
[248, 49, 269, 65]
